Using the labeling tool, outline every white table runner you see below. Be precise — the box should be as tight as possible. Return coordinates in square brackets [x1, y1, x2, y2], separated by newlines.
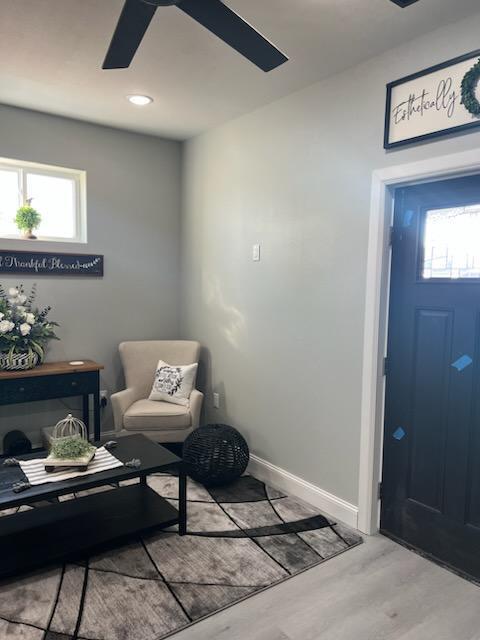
[19, 447, 123, 485]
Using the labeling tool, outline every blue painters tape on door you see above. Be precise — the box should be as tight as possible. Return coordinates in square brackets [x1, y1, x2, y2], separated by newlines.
[451, 355, 473, 372]
[393, 427, 406, 441]
[402, 210, 414, 227]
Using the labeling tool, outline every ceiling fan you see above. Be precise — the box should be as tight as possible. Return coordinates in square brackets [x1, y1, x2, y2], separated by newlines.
[103, 0, 420, 74]
[103, 0, 288, 73]
[390, 0, 420, 6]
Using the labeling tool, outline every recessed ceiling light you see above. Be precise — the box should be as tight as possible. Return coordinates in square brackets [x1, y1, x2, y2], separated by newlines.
[127, 95, 153, 106]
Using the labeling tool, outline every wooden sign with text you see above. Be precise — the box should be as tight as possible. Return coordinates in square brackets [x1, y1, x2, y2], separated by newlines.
[0, 250, 104, 277]
[385, 49, 480, 149]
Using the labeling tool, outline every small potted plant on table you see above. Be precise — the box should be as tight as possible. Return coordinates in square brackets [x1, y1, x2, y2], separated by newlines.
[45, 415, 96, 472]
[0, 284, 59, 370]
[14, 198, 41, 239]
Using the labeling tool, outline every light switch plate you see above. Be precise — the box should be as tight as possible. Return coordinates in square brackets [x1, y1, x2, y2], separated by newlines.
[252, 244, 261, 261]
[213, 392, 220, 409]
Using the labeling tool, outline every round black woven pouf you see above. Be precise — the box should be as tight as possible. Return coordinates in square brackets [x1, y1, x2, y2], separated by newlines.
[183, 424, 249, 487]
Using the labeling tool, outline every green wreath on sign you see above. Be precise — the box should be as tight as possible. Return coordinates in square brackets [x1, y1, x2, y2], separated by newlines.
[461, 58, 480, 117]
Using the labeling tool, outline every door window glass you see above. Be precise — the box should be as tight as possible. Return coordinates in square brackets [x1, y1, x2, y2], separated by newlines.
[422, 204, 480, 279]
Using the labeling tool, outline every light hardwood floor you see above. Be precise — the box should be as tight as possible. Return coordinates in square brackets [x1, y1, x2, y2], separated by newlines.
[172, 534, 480, 640]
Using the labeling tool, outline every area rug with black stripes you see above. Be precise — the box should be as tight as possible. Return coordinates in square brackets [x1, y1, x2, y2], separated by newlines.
[0, 473, 362, 640]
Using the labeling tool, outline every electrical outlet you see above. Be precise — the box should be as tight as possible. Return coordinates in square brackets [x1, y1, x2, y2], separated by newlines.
[213, 392, 220, 409]
[252, 244, 261, 261]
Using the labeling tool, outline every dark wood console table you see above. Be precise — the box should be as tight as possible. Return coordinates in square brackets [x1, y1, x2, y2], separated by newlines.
[0, 360, 104, 441]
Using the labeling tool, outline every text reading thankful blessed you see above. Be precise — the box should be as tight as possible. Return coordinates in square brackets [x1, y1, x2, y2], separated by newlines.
[0, 255, 101, 272]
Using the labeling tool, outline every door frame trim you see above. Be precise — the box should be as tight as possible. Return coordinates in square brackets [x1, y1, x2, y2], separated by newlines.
[358, 147, 480, 535]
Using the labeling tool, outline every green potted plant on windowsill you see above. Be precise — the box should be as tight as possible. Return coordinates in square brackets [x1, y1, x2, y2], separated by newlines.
[14, 198, 41, 240]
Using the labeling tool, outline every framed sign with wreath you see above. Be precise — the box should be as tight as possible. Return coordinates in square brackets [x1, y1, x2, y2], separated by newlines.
[385, 49, 480, 149]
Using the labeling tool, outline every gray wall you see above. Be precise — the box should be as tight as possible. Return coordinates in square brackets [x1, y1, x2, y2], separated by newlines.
[0, 105, 182, 446]
[180, 11, 480, 505]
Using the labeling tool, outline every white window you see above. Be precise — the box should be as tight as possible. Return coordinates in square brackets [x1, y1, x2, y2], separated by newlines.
[0, 158, 86, 243]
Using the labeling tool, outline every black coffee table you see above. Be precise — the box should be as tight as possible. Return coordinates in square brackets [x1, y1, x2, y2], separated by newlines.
[0, 434, 186, 579]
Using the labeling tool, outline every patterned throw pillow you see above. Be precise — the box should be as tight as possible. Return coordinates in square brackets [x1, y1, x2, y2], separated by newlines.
[149, 360, 198, 406]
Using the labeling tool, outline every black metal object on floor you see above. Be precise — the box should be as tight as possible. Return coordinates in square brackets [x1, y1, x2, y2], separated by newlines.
[183, 423, 249, 487]
[3, 430, 32, 456]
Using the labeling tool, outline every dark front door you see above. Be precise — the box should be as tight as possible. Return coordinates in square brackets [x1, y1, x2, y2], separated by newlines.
[381, 174, 480, 580]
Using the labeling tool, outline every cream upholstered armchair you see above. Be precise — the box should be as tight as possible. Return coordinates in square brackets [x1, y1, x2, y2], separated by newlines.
[111, 340, 203, 443]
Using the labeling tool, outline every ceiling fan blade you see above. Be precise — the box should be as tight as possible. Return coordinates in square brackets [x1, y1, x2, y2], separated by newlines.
[390, 0, 420, 6]
[177, 0, 288, 72]
[103, 0, 157, 69]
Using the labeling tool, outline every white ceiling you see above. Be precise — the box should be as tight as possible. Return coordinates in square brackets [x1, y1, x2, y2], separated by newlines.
[0, 0, 479, 140]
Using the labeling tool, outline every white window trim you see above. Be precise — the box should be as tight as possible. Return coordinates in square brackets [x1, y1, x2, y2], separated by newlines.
[0, 157, 87, 244]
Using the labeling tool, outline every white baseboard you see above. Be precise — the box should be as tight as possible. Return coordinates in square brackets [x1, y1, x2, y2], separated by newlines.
[248, 454, 359, 530]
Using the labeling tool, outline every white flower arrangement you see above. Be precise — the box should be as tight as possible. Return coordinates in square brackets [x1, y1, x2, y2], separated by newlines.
[0, 284, 59, 367]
